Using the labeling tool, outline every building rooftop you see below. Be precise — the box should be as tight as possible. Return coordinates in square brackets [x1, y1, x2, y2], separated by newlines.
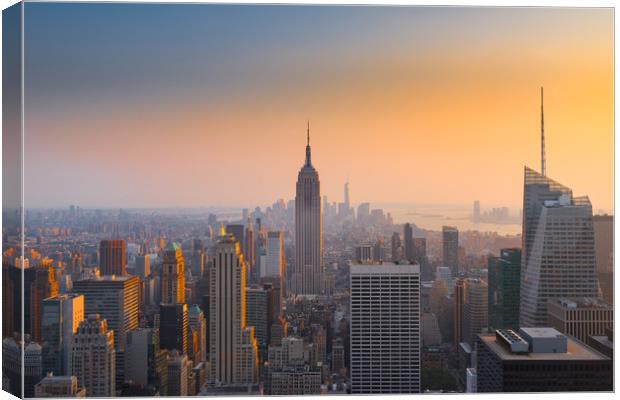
[519, 327, 565, 339]
[77, 274, 138, 282]
[351, 262, 420, 275]
[551, 297, 612, 309]
[479, 333, 609, 361]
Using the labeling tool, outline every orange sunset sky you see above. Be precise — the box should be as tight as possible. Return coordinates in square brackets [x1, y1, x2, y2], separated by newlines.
[23, 5, 613, 213]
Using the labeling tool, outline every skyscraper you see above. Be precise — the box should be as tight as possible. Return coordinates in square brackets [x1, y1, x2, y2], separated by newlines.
[462, 279, 488, 346]
[519, 169, 599, 327]
[521, 167, 573, 278]
[454, 277, 467, 345]
[70, 314, 116, 397]
[99, 239, 126, 276]
[188, 305, 207, 363]
[391, 232, 402, 263]
[265, 231, 284, 278]
[135, 254, 151, 278]
[3, 260, 58, 342]
[442, 226, 459, 276]
[41, 294, 85, 376]
[125, 328, 169, 392]
[167, 350, 189, 396]
[160, 242, 185, 304]
[350, 263, 421, 394]
[293, 123, 323, 295]
[73, 275, 140, 351]
[473, 200, 481, 223]
[488, 249, 521, 331]
[592, 214, 613, 303]
[209, 226, 258, 385]
[160, 303, 188, 355]
[404, 223, 414, 262]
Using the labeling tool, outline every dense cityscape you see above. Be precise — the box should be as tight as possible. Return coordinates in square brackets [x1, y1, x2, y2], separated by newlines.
[2, 99, 614, 396]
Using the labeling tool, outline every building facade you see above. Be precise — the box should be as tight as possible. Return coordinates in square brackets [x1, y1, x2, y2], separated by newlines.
[99, 239, 126, 276]
[209, 227, 258, 385]
[520, 169, 599, 327]
[350, 263, 421, 393]
[293, 126, 323, 295]
[41, 294, 85, 376]
[73, 275, 139, 351]
[488, 249, 521, 330]
[547, 297, 613, 343]
[161, 242, 185, 304]
[70, 315, 116, 397]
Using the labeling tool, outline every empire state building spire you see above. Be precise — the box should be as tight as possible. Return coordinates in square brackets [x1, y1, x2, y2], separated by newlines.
[305, 120, 312, 166]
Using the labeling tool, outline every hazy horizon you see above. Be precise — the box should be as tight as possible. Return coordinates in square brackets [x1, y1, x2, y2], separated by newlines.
[23, 4, 613, 212]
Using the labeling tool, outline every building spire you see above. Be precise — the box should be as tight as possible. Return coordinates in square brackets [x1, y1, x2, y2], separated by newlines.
[305, 121, 312, 166]
[541, 87, 546, 176]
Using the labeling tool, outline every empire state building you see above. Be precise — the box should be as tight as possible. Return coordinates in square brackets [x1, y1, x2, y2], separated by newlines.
[293, 123, 323, 295]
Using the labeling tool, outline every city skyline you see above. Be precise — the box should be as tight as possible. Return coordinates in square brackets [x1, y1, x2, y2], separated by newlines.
[3, 3, 614, 397]
[22, 4, 613, 211]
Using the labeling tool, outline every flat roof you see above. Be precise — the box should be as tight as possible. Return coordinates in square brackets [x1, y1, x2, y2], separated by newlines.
[479, 334, 609, 361]
[520, 327, 565, 339]
[351, 262, 420, 275]
[76, 274, 137, 282]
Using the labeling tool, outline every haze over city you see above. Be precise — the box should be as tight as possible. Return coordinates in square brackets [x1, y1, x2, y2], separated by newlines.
[22, 4, 612, 212]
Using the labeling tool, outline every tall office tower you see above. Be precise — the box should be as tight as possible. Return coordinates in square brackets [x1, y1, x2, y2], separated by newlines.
[2, 337, 43, 398]
[209, 227, 258, 384]
[100, 239, 126, 276]
[547, 298, 613, 343]
[476, 328, 612, 392]
[354, 244, 373, 262]
[519, 170, 599, 327]
[473, 200, 481, 223]
[412, 237, 427, 264]
[391, 232, 402, 262]
[264, 231, 284, 279]
[245, 222, 257, 284]
[227, 224, 246, 253]
[160, 303, 188, 354]
[34, 375, 86, 397]
[125, 328, 169, 393]
[357, 202, 370, 223]
[293, 124, 323, 295]
[442, 226, 459, 276]
[462, 279, 488, 346]
[592, 214, 613, 302]
[135, 254, 151, 278]
[260, 277, 282, 325]
[372, 239, 385, 263]
[167, 350, 189, 396]
[70, 252, 84, 279]
[488, 249, 521, 330]
[161, 242, 185, 304]
[41, 294, 85, 376]
[188, 305, 207, 363]
[73, 275, 140, 351]
[191, 251, 205, 279]
[70, 314, 116, 397]
[246, 286, 269, 351]
[3, 260, 58, 341]
[453, 277, 467, 345]
[350, 263, 421, 394]
[344, 180, 351, 213]
[404, 223, 414, 261]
